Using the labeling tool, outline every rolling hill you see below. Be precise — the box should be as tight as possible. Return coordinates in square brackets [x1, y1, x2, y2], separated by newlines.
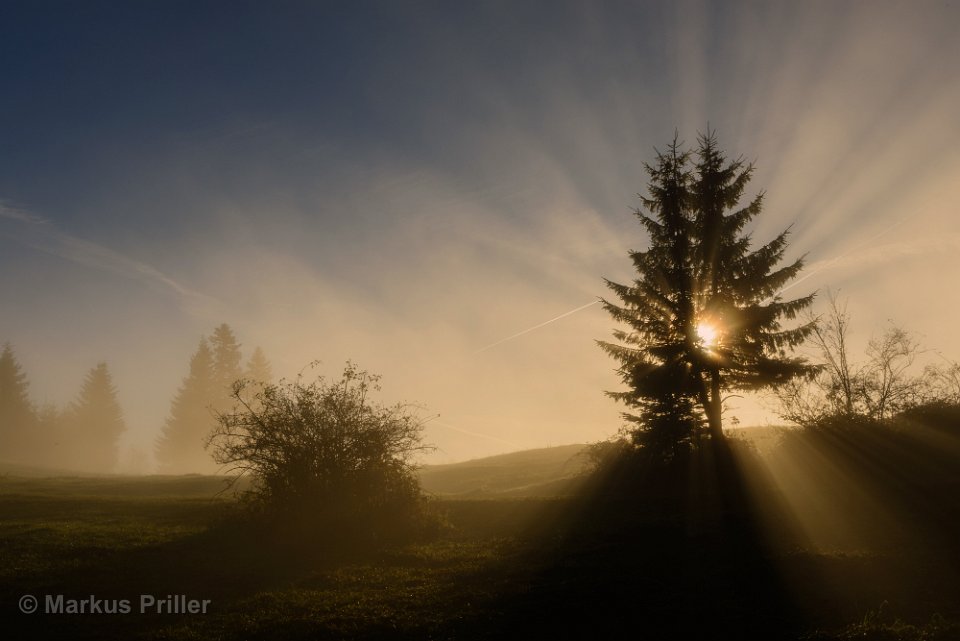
[417, 443, 591, 497]
[2, 444, 595, 499]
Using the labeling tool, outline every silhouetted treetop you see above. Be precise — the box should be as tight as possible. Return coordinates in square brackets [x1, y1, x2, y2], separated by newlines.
[599, 131, 816, 454]
[0, 343, 36, 464]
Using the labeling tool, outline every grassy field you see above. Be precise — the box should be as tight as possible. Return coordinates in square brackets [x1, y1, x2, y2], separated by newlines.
[2, 432, 960, 640]
[0, 476, 570, 640]
[417, 443, 590, 497]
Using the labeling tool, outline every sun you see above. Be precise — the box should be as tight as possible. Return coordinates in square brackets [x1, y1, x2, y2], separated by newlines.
[696, 321, 720, 348]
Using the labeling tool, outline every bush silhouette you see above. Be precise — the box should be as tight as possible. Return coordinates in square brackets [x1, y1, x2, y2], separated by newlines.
[207, 362, 432, 540]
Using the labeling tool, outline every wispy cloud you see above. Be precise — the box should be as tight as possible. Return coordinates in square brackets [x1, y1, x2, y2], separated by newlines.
[765, 228, 960, 309]
[0, 200, 217, 305]
[0, 201, 49, 225]
[771, 220, 908, 300]
[805, 235, 960, 274]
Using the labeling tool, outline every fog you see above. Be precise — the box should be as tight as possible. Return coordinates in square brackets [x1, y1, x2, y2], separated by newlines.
[1, 1, 959, 470]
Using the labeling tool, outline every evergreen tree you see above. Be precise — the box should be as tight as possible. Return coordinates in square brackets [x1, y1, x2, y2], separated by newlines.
[600, 133, 815, 453]
[598, 139, 704, 457]
[0, 343, 36, 464]
[68, 362, 126, 472]
[245, 346, 272, 385]
[689, 132, 816, 437]
[240, 346, 273, 410]
[209, 323, 242, 409]
[156, 337, 218, 473]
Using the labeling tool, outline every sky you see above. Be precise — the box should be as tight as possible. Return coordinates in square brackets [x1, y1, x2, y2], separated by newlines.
[2, 0, 959, 466]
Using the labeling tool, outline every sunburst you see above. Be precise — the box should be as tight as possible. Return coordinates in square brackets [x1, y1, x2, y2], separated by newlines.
[696, 321, 720, 349]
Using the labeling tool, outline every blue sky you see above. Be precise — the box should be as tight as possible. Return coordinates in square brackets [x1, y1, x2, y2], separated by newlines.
[2, 1, 960, 466]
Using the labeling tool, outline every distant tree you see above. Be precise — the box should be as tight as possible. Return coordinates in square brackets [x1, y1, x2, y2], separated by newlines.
[0, 343, 36, 464]
[68, 363, 126, 472]
[861, 325, 924, 422]
[777, 292, 941, 426]
[810, 293, 859, 417]
[244, 346, 272, 385]
[210, 324, 243, 408]
[156, 326, 258, 474]
[155, 337, 219, 473]
[239, 346, 273, 410]
[207, 362, 430, 522]
[600, 132, 816, 455]
[926, 359, 960, 404]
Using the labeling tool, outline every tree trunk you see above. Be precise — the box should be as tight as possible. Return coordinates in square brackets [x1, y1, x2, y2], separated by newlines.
[705, 369, 724, 439]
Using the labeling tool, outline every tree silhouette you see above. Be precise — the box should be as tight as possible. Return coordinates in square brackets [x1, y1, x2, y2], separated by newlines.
[600, 132, 815, 451]
[156, 326, 257, 473]
[210, 323, 243, 409]
[245, 346, 272, 383]
[776, 292, 940, 426]
[241, 346, 273, 409]
[0, 343, 36, 464]
[156, 337, 218, 473]
[68, 362, 126, 471]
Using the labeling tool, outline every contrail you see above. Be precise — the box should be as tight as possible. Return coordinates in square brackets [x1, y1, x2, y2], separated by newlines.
[430, 419, 520, 448]
[473, 299, 600, 354]
[472, 219, 906, 354]
[2, 200, 217, 304]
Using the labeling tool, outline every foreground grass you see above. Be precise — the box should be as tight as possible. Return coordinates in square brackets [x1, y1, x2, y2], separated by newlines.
[0, 477, 568, 640]
[1, 466, 959, 640]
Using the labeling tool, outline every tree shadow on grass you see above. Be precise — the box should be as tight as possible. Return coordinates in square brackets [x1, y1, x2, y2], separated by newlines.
[445, 438, 806, 640]
[762, 418, 960, 637]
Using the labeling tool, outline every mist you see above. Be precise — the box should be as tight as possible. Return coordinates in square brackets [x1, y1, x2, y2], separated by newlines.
[2, 1, 959, 471]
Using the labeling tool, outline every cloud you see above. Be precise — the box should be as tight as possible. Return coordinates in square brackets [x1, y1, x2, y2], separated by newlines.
[0, 201, 49, 225]
[0, 200, 218, 308]
[805, 235, 960, 276]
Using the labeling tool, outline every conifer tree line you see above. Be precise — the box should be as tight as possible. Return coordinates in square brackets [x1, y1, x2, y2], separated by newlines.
[0, 323, 271, 473]
[155, 324, 272, 474]
[0, 345, 125, 472]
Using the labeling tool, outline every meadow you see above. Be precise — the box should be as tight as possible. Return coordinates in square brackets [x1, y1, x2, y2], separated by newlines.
[2, 427, 960, 640]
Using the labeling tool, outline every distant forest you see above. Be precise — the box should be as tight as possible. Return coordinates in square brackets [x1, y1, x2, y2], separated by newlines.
[0, 323, 271, 474]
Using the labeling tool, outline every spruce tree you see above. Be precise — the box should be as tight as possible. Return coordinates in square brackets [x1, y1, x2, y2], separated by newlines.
[0, 343, 36, 464]
[690, 132, 815, 437]
[600, 133, 815, 453]
[240, 346, 273, 411]
[210, 324, 243, 409]
[598, 139, 704, 457]
[68, 362, 126, 472]
[156, 338, 218, 473]
[245, 346, 272, 386]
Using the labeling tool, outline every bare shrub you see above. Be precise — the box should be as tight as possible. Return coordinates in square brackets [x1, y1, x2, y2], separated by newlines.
[776, 292, 958, 427]
[207, 362, 431, 530]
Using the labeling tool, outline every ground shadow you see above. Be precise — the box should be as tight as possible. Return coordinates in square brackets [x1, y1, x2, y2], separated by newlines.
[445, 438, 805, 640]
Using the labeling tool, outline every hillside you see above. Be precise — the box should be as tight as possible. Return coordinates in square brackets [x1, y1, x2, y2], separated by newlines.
[417, 443, 591, 497]
[2, 444, 593, 499]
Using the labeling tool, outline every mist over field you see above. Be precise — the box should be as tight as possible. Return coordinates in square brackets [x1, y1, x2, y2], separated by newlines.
[4, 4, 960, 641]
[1, 1, 959, 470]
